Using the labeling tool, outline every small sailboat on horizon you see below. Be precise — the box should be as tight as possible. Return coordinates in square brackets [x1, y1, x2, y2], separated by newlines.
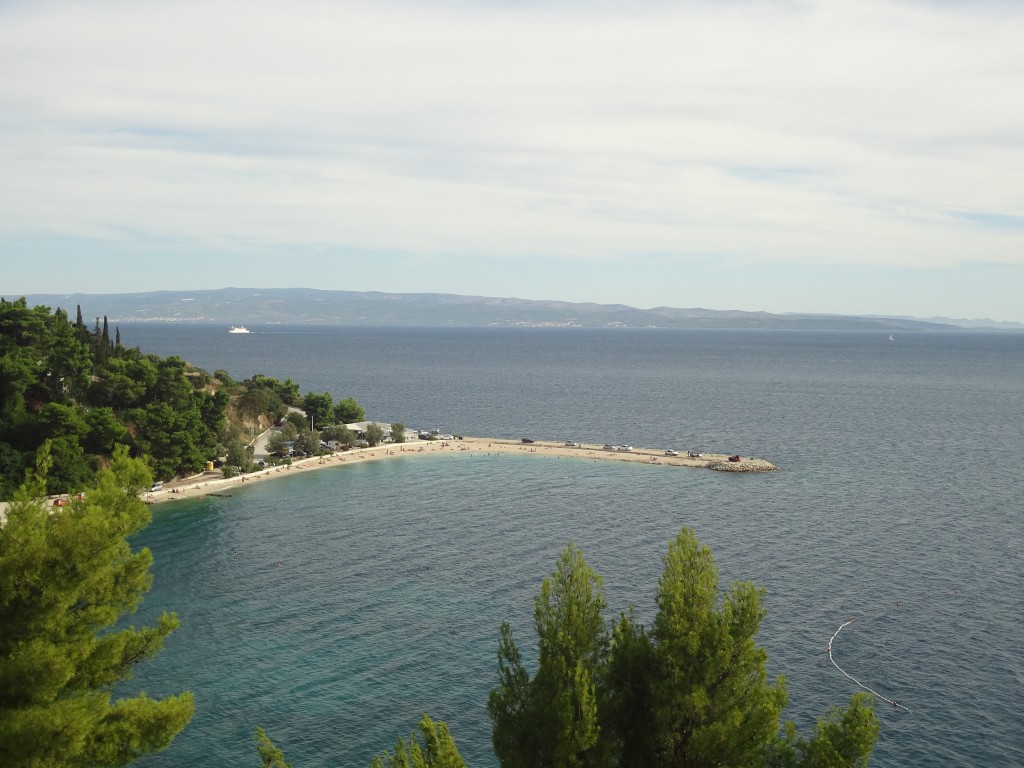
[889, 333, 895, 342]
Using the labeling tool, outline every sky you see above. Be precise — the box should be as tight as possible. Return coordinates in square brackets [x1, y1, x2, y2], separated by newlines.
[2, 0, 1023, 321]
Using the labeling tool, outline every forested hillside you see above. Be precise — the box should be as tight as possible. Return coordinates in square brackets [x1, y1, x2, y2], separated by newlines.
[0, 298, 232, 497]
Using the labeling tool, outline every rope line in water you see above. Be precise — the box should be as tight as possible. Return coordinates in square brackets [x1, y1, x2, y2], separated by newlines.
[828, 620, 912, 713]
[823, 574, 1024, 715]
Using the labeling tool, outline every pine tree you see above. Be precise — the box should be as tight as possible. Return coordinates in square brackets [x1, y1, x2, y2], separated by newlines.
[641, 528, 788, 767]
[488, 543, 608, 768]
[255, 727, 293, 768]
[0, 444, 194, 767]
[489, 530, 879, 768]
[370, 715, 468, 768]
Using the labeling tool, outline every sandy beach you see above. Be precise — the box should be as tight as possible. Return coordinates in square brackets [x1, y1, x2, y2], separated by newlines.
[141, 438, 776, 506]
[0, 439, 775, 520]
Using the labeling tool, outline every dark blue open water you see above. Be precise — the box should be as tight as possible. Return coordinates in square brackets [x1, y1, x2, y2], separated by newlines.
[120, 326, 1023, 767]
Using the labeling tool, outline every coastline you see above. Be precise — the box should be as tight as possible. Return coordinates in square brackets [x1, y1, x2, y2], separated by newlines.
[0, 440, 775, 519]
[142, 438, 776, 506]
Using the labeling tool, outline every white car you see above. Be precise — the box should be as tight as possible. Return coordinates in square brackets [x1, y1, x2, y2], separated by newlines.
[664, 450, 679, 456]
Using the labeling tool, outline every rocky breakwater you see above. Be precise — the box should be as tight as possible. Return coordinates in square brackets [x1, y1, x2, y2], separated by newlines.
[705, 455, 778, 472]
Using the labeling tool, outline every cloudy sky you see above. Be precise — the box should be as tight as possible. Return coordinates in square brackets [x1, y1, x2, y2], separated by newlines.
[2, 0, 1023, 320]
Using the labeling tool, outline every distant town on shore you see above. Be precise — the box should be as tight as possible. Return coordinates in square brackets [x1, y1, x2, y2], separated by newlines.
[15, 287, 1023, 331]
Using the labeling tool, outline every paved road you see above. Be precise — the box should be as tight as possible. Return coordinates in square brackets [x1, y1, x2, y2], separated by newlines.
[249, 405, 307, 459]
[250, 426, 277, 459]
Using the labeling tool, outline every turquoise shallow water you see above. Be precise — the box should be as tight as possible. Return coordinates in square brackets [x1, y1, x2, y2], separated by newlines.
[121, 326, 1024, 767]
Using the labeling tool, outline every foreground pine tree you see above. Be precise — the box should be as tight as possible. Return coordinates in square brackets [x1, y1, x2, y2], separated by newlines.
[489, 529, 879, 768]
[0, 444, 194, 768]
[253, 714, 467, 768]
[488, 543, 608, 768]
[370, 715, 468, 768]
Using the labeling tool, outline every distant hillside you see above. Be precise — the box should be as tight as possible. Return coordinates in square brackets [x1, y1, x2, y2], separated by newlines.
[13, 288, 1021, 331]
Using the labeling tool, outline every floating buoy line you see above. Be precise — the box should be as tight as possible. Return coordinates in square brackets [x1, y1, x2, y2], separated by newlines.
[828, 619, 911, 712]
[824, 570, 1024, 714]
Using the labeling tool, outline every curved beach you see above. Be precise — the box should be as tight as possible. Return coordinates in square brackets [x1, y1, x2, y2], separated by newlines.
[144, 438, 777, 505]
[0, 440, 775, 521]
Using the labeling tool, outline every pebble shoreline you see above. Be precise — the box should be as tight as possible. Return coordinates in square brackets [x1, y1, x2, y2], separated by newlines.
[141, 437, 777, 505]
[0, 438, 776, 519]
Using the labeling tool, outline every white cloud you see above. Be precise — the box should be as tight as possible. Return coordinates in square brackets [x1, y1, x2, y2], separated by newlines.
[2, 0, 1024, 278]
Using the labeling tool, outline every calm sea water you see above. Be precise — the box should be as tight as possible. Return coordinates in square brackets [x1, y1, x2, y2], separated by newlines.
[120, 325, 1024, 767]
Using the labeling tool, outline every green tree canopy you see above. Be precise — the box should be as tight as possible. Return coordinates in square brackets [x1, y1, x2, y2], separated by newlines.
[370, 715, 468, 768]
[488, 543, 608, 768]
[41, 307, 92, 404]
[82, 407, 130, 456]
[301, 391, 334, 429]
[321, 424, 356, 449]
[267, 424, 299, 455]
[333, 396, 365, 425]
[225, 436, 256, 472]
[489, 529, 879, 768]
[0, 444, 194, 767]
[768, 694, 879, 768]
[365, 422, 384, 447]
[252, 715, 466, 768]
[89, 353, 158, 409]
[245, 375, 301, 407]
[295, 429, 323, 456]
[237, 386, 284, 424]
[0, 300, 312, 493]
[286, 411, 309, 433]
[0, 299, 91, 419]
[37, 435, 93, 496]
[639, 528, 788, 767]
[255, 727, 293, 768]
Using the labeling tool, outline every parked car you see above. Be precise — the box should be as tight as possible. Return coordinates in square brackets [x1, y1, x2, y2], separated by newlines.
[521, 438, 535, 444]
[664, 450, 679, 456]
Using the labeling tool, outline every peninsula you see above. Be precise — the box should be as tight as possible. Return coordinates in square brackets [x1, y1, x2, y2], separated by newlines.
[141, 437, 777, 505]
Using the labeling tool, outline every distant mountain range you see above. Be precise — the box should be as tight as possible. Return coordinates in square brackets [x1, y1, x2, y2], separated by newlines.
[14, 288, 1023, 331]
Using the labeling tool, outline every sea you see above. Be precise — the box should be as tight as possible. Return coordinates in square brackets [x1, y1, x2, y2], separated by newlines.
[115, 324, 1023, 767]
